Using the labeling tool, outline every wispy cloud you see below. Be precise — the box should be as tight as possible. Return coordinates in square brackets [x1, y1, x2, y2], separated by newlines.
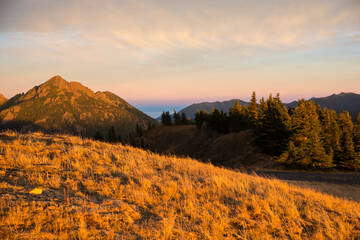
[0, 0, 359, 102]
[1, 0, 359, 52]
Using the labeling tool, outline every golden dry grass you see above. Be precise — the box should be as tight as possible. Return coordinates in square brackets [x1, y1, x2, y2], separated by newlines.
[0, 131, 359, 239]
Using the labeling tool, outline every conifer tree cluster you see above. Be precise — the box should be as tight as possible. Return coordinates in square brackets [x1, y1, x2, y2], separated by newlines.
[181, 112, 189, 125]
[194, 92, 360, 169]
[173, 110, 181, 125]
[93, 126, 124, 143]
[255, 94, 291, 156]
[93, 124, 146, 144]
[195, 108, 229, 133]
[161, 111, 189, 126]
[277, 100, 333, 168]
[195, 92, 260, 134]
[161, 111, 172, 125]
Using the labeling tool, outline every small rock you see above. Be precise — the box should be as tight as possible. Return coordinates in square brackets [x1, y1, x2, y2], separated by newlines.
[29, 188, 43, 195]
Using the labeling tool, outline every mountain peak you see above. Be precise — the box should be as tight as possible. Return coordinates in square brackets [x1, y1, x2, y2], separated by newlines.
[39, 76, 94, 96]
[41, 75, 71, 91]
[45, 75, 68, 86]
[337, 92, 353, 96]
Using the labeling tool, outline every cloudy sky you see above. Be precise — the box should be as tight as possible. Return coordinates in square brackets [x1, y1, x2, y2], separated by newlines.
[0, 0, 359, 106]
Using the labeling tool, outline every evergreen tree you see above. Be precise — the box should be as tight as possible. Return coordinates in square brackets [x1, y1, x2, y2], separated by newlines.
[173, 110, 181, 125]
[336, 111, 359, 169]
[195, 110, 203, 129]
[94, 131, 104, 141]
[108, 126, 117, 142]
[255, 94, 291, 156]
[354, 113, 360, 160]
[247, 91, 258, 127]
[161, 111, 172, 126]
[229, 100, 249, 131]
[180, 112, 188, 125]
[220, 110, 229, 133]
[196, 108, 229, 133]
[229, 100, 241, 131]
[209, 108, 222, 132]
[315, 104, 323, 119]
[278, 100, 333, 168]
[195, 110, 209, 129]
[287, 107, 295, 116]
[161, 111, 165, 124]
[203, 110, 209, 123]
[319, 108, 341, 158]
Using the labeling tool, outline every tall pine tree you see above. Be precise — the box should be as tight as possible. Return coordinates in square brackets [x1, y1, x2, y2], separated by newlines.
[247, 92, 258, 127]
[319, 108, 341, 158]
[336, 111, 359, 169]
[180, 112, 188, 125]
[209, 108, 222, 133]
[354, 113, 360, 160]
[173, 110, 181, 125]
[195, 110, 204, 129]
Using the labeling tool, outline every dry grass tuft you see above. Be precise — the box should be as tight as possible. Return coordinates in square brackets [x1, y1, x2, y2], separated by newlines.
[0, 131, 359, 239]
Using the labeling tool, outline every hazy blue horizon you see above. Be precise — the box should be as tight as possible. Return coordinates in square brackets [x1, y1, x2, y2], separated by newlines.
[134, 105, 187, 119]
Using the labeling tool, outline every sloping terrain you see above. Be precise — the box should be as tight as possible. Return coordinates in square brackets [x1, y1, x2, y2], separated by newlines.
[0, 131, 359, 239]
[145, 125, 271, 169]
[0, 76, 156, 137]
[0, 94, 7, 106]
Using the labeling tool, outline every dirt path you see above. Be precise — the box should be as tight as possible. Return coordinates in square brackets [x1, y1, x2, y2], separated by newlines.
[254, 171, 360, 186]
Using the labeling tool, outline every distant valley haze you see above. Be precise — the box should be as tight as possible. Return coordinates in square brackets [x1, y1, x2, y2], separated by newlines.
[135, 105, 187, 119]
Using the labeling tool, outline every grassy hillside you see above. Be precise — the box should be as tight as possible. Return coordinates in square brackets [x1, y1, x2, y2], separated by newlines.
[0, 131, 360, 239]
[0, 76, 157, 137]
[145, 125, 271, 169]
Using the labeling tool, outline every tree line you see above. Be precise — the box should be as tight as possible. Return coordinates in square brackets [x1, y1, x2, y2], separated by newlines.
[192, 92, 360, 169]
[161, 110, 189, 126]
[93, 123, 148, 146]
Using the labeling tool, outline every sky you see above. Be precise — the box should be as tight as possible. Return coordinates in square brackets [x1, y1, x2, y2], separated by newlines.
[0, 0, 359, 113]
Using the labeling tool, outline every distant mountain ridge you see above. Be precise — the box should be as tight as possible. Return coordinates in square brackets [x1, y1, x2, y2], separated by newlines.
[309, 92, 360, 116]
[0, 76, 156, 137]
[178, 99, 248, 119]
[177, 92, 360, 119]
